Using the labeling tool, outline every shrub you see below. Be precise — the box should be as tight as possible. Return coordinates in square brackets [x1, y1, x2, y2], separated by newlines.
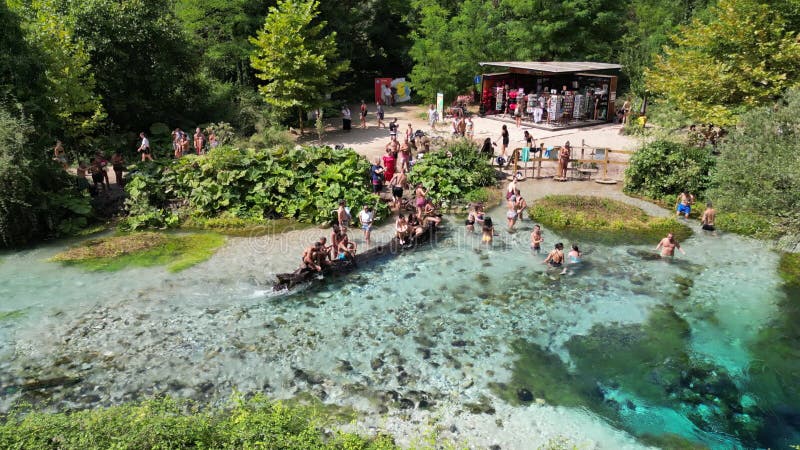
[0, 394, 398, 449]
[0, 106, 92, 248]
[708, 89, 800, 240]
[623, 139, 715, 200]
[122, 146, 387, 230]
[408, 139, 497, 206]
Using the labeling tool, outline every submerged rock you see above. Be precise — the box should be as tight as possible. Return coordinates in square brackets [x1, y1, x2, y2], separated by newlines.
[516, 388, 533, 403]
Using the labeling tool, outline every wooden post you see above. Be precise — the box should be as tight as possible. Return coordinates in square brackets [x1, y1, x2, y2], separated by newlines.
[603, 148, 609, 179]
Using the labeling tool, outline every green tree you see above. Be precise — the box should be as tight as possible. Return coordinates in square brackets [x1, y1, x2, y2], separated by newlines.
[646, 0, 800, 126]
[0, 1, 49, 128]
[11, 0, 106, 144]
[66, 0, 197, 131]
[709, 89, 800, 234]
[250, 0, 348, 135]
[623, 139, 716, 202]
[0, 105, 91, 248]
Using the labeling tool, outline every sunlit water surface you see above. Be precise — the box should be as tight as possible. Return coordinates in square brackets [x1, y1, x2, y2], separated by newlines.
[0, 216, 796, 449]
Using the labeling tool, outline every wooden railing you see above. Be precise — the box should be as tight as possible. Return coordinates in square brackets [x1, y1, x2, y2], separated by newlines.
[506, 139, 635, 183]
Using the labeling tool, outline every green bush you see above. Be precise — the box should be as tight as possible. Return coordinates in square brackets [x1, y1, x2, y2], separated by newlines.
[0, 394, 398, 449]
[408, 139, 497, 206]
[623, 139, 715, 200]
[121, 145, 387, 230]
[0, 106, 92, 248]
[708, 89, 800, 238]
[714, 212, 778, 239]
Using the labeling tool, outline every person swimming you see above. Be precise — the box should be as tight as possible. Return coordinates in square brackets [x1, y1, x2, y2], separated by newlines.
[568, 244, 582, 263]
[543, 243, 564, 267]
[530, 224, 544, 253]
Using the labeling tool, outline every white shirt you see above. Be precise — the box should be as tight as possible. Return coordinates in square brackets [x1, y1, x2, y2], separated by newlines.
[141, 137, 150, 148]
[342, 108, 351, 120]
[359, 210, 373, 225]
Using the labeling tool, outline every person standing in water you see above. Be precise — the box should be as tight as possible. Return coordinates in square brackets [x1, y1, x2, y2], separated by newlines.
[359, 205, 374, 244]
[482, 216, 495, 244]
[701, 202, 716, 231]
[530, 224, 544, 253]
[656, 232, 686, 257]
[676, 191, 695, 219]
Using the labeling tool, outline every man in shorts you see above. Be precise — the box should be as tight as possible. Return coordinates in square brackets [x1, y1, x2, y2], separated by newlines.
[701, 202, 716, 231]
[676, 191, 694, 218]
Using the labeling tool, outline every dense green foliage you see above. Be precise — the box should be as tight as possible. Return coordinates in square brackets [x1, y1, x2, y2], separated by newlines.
[623, 139, 715, 202]
[527, 195, 692, 244]
[250, 0, 348, 134]
[707, 89, 800, 236]
[50, 232, 225, 272]
[0, 394, 398, 449]
[407, 140, 497, 206]
[0, 107, 92, 248]
[409, 0, 626, 100]
[121, 146, 387, 230]
[646, 0, 800, 126]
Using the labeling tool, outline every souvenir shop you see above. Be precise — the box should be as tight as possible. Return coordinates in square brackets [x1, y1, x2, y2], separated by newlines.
[478, 61, 621, 130]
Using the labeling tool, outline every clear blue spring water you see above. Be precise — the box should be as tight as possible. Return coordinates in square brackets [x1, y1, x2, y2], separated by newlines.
[0, 217, 797, 449]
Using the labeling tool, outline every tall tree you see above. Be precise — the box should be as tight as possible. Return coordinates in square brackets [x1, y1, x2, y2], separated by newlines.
[66, 0, 197, 130]
[250, 0, 348, 134]
[646, 0, 800, 125]
[11, 0, 106, 144]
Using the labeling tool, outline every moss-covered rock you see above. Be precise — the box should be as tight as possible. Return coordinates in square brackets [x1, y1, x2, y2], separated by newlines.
[49, 232, 224, 272]
[528, 195, 692, 245]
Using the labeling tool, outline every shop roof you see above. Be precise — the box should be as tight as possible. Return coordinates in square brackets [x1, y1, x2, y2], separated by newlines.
[479, 61, 621, 73]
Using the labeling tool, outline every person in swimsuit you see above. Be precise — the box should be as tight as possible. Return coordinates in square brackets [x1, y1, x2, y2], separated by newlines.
[543, 243, 565, 267]
[656, 232, 686, 257]
[395, 214, 410, 245]
[530, 224, 544, 253]
[302, 242, 323, 272]
[406, 123, 413, 142]
[465, 205, 478, 233]
[407, 213, 426, 238]
[337, 234, 356, 261]
[523, 130, 534, 150]
[389, 171, 405, 210]
[359, 205, 374, 244]
[316, 237, 332, 267]
[359, 100, 368, 129]
[330, 225, 343, 260]
[558, 142, 571, 179]
[193, 127, 206, 155]
[466, 117, 474, 140]
[337, 200, 351, 230]
[500, 124, 509, 157]
[414, 183, 427, 218]
[514, 191, 527, 219]
[701, 202, 716, 231]
[482, 216, 494, 244]
[506, 205, 518, 231]
[422, 200, 441, 228]
[53, 140, 68, 168]
[676, 191, 695, 219]
[568, 245, 581, 263]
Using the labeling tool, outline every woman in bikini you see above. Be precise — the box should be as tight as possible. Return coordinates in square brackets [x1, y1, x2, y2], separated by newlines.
[481, 216, 495, 244]
[543, 243, 565, 267]
[395, 214, 410, 245]
[414, 183, 427, 218]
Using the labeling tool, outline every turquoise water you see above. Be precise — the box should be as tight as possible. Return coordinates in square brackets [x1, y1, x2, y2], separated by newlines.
[0, 215, 797, 449]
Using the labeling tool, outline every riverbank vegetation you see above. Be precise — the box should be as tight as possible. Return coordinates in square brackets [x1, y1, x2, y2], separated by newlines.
[0, 394, 397, 449]
[527, 196, 691, 245]
[120, 146, 386, 231]
[408, 140, 498, 207]
[623, 90, 800, 246]
[50, 232, 224, 272]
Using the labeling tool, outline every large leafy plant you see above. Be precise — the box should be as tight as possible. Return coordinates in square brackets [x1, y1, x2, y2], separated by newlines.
[120, 146, 386, 230]
[623, 139, 715, 201]
[408, 139, 497, 206]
